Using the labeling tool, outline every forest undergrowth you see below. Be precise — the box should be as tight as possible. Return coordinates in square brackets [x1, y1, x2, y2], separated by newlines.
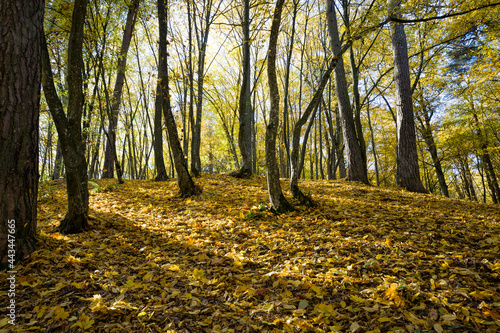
[1, 174, 499, 332]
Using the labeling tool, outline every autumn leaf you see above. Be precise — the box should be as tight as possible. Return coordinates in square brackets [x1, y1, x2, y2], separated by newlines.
[71, 313, 94, 330]
[7, 175, 499, 332]
[52, 306, 69, 321]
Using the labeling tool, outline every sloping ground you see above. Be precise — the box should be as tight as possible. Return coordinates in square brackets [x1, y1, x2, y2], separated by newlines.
[1, 174, 499, 332]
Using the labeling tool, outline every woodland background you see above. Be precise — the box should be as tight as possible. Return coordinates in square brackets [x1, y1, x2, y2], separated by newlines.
[38, 0, 500, 202]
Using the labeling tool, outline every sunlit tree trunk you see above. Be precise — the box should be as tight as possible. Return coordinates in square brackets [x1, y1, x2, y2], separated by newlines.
[234, 0, 253, 178]
[42, 0, 90, 234]
[154, 80, 168, 181]
[102, 0, 141, 179]
[266, 0, 293, 214]
[0, 0, 43, 268]
[290, 58, 336, 205]
[343, 0, 367, 174]
[158, 0, 198, 197]
[326, 0, 368, 184]
[389, 0, 427, 193]
[472, 112, 500, 202]
[415, 97, 449, 196]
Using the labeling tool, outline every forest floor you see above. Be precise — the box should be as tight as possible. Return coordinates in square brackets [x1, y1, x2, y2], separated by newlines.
[1, 174, 500, 332]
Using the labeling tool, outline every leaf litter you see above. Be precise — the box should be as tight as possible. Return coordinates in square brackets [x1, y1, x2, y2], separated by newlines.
[1, 174, 499, 332]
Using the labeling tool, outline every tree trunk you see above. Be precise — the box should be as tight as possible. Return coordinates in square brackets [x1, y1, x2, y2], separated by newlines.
[344, 0, 367, 174]
[52, 138, 63, 180]
[158, 0, 198, 197]
[416, 106, 449, 196]
[266, 0, 293, 214]
[290, 58, 336, 205]
[101, 0, 141, 178]
[389, 0, 427, 193]
[0, 0, 43, 269]
[42, 0, 90, 234]
[326, 0, 368, 184]
[366, 101, 380, 186]
[233, 0, 253, 178]
[472, 113, 500, 201]
[282, 0, 300, 178]
[153, 81, 168, 181]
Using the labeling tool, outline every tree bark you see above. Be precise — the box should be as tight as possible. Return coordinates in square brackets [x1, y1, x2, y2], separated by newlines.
[0, 0, 43, 269]
[191, 0, 215, 177]
[158, 0, 198, 197]
[233, 0, 253, 178]
[101, 0, 141, 178]
[52, 138, 63, 180]
[415, 101, 449, 196]
[389, 0, 427, 193]
[42, 0, 90, 234]
[153, 81, 169, 181]
[472, 112, 500, 201]
[326, 0, 369, 184]
[290, 57, 337, 205]
[266, 0, 293, 214]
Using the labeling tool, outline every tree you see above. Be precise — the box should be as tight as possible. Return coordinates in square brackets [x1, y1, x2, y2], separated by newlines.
[233, 0, 253, 178]
[101, 0, 141, 179]
[290, 57, 338, 205]
[153, 80, 169, 181]
[0, 0, 44, 269]
[414, 85, 449, 196]
[191, 0, 222, 177]
[158, 0, 198, 197]
[42, 0, 90, 234]
[266, 0, 293, 214]
[326, 0, 369, 184]
[388, 0, 427, 193]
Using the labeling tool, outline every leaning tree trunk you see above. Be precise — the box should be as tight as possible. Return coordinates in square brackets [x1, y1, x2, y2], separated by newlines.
[41, 0, 90, 234]
[266, 0, 293, 214]
[326, 0, 369, 184]
[389, 0, 427, 193]
[101, 0, 141, 179]
[290, 57, 337, 205]
[158, 0, 198, 197]
[0, 0, 43, 269]
[233, 0, 253, 178]
[472, 112, 500, 201]
[416, 107, 449, 197]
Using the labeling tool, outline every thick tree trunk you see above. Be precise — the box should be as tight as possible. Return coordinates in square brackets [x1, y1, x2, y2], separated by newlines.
[266, 0, 293, 214]
[0, 0, 43, 269]
[326, 0, 368, 184]
[158, 0, 198, 197]
[102, 0, 141, 178]
[389, 1, 427, 193]
[233, 0, 253, 178]
[41, 0, 90, 234]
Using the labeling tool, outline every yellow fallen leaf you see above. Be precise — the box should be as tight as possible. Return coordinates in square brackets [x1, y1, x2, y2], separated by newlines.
[350, 321, 360, 332]
[52, 306, 69, 321]
[143, 272, 154, 281]
[377, 317, 392, 322]
[434, 323, 443, 333]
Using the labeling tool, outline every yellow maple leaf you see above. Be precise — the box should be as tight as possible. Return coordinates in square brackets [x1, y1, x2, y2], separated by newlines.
[71, 313, 94, 330]
[384, 283, 405, 307]
[52, 306, 69, 321]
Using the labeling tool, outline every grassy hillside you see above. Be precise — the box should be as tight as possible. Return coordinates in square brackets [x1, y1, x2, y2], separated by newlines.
[1, 174, 499, 332]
